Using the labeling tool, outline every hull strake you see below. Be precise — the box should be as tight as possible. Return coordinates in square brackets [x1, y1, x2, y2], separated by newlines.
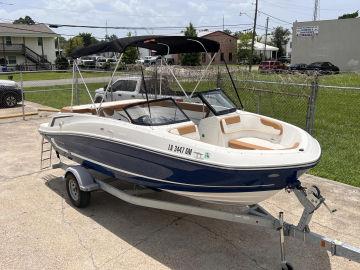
[48, 134, 310, 193]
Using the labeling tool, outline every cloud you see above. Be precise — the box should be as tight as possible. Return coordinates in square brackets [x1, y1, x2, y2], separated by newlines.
[187, 1, 208, 13]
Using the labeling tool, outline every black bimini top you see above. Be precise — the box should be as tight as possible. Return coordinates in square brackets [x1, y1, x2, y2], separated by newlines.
[70, 35, 220, 58]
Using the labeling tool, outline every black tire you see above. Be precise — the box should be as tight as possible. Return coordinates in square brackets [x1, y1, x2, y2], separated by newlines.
[65, 172, 91, 208]
[3, 92, 18, 108]
[281, 262, 294, 270]
[94, 96, 103, 103]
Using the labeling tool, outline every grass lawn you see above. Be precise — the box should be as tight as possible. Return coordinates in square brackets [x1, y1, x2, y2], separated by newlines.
[24, 71, 360, 187]
[24, 83, 103, 109]
[0, 71, 112, 81]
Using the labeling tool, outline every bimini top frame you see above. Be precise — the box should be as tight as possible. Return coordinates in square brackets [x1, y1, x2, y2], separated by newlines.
[70, 35, 220, 58]
[69, 35, 243, 115]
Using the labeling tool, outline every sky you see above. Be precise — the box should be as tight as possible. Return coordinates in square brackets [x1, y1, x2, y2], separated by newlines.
[0, 0, 359, 39]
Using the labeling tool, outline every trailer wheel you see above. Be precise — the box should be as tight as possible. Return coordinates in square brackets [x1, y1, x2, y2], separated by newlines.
[65, 172, 91, 208]
[281, 262, 294, 270]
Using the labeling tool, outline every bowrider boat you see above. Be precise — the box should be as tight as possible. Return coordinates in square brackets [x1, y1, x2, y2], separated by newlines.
[39, 89, 321, 205]
[38, 35, 321, 205]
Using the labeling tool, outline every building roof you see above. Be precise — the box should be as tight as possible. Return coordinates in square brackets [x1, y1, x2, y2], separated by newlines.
[236, 40, 279, 51]
[0, 23, 58, 37]
[198, 30, 237, 39]
[254, 41, 279, 51]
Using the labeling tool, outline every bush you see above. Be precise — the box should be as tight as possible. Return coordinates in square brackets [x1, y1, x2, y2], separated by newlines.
[55, 56, 69, 70]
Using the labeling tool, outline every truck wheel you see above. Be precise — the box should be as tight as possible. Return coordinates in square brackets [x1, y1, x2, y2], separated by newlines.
[65, 172, 91, 208]
[3, 93, 18, 108]
[94, 97, 103, 103]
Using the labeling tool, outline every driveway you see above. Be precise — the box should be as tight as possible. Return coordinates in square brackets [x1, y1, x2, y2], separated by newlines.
[0, 116, 359, 269]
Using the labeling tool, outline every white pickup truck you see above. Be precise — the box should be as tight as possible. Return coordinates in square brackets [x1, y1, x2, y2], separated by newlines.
[94, 76, 182, 103]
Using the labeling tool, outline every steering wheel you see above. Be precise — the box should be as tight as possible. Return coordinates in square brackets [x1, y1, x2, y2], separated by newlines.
[136, 115, 152, 124]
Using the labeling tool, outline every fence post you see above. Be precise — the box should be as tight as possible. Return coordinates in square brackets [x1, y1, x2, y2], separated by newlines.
[256, 90, 261, 114]
[20, 69, 25, 120]
[216, 66, 222, 88]
[306, 75, 319, 135]
[74, 69, 79, 105]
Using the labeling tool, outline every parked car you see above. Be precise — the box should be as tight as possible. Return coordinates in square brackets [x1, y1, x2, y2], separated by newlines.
[259, 61, 287, 73]
[94, 76, 182, 103]
[95, 57, 107, 69]
[144, 56, 161, 65]
[0, 80, 23, 108]
[289, 63, 308, 73]
[78, 56, 97, 68]
[135, 58, 145, 64]
[306, 62, 340, 74]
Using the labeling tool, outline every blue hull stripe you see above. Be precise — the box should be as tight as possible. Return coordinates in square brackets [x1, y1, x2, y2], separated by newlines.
[50, 134, 312, 193]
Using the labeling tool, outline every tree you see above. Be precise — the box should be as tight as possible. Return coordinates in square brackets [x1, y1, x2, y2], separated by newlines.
[13, 16, 35, 25]
[64, 36, 84, 56]
[270, 26, 290, 58]
[105, 34, 118, 41]
[223, 29, 232, 35]
[181, 23, 200, 66]
[55, 55, 69, 70]
[78, 33, 98, 47]
[236, 32, 253, 62]
[122, 32, 139, 64]
[338, 11, 358, 19]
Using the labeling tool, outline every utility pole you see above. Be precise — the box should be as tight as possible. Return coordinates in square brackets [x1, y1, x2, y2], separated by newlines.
[313, 0, 319, 21]
[263, 17, 269, 60]
[223, 15, 224, 31]
[105, 20, 108, 39]
[249, 0, 259, 72]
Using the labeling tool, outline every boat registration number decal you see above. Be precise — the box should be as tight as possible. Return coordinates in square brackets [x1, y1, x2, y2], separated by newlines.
[168, 144, 192, 155]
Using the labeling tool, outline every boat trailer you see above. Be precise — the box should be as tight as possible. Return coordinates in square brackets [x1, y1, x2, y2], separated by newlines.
[52, 161, 360, 269]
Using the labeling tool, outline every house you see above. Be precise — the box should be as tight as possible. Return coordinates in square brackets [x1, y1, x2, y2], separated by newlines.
[0, 23, 59, 70]
[237, 40, 279, 60]
[292, 17, 360, 71]
[258, 34, 291, 59]
[198, 30, 237, 65]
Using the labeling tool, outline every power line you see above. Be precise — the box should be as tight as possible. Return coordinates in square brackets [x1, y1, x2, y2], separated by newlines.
[257, 10, 292, 25]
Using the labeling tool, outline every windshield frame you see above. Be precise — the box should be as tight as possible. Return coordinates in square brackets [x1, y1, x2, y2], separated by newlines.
[197, 89, 237, 116]
[123, 98, 190, 126]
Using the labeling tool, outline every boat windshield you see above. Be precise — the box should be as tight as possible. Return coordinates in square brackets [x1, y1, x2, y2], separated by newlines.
[198, 90, 237, 115]
[124, 98, 190, 126]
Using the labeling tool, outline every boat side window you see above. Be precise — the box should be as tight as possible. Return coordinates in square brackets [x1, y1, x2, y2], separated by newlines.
[124, 99, 190, 126]
[111, 80, 137, 92]
[198, 90, 237, 116]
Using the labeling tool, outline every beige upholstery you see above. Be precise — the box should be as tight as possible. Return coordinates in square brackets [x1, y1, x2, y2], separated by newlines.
[260, 118, 283, 135]
[220, 115, 241, 134]
[169, 124, 200, 140]
[229, 138, 299, 150]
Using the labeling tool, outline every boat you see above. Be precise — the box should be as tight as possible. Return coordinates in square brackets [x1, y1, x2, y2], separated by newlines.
[38, 35, 321, 205]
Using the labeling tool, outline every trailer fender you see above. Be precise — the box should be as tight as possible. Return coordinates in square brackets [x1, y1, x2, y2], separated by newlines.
[64, 166, 99, 192]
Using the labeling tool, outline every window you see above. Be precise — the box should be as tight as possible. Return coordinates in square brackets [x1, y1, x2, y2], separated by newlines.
[229, 52, 233, 62]
[220, 53, 224, 61]
[124, 99, 189, 126]
[38, 37, 43, 46]
[8, 56, 16, 65]
[5, 36, 11, 45]
[111, 80, 137, 92]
